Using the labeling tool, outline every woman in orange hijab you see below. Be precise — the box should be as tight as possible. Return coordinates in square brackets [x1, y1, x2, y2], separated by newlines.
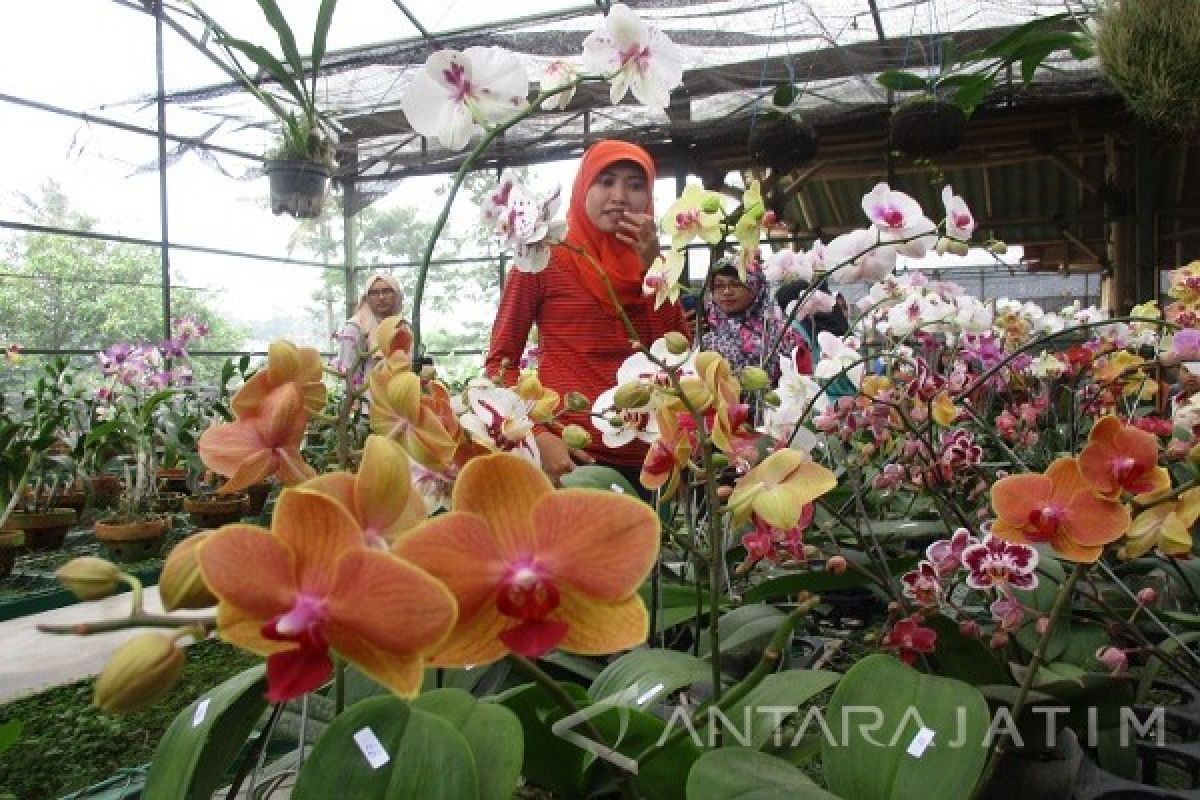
[486, 140, 690, 487]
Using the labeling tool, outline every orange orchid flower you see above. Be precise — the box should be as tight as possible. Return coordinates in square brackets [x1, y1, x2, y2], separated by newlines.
[368, 369, 460, 469]
[199, 383, 315, 492]
[991, 456, 1131, 563]
[232, 340, 326, 418]
[197, 487, 456, 701]
[727, 449, 838, 530]
[374, 315, 413, 359]
[1094, 351, 1156, 400]
[392, 453, 659, 665]
[641, 407, 693, 496]
[302, 435, 428, 547]
[1079, 416, 1170, 499]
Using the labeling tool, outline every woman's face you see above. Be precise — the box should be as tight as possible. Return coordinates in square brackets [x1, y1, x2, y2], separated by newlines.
[584, 163, 650, 233]
[366, 278, 398, 317]
[711, 274, 754, 315]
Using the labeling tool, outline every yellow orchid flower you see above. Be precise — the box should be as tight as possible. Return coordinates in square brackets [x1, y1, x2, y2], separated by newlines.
[727, 449, 838, 530]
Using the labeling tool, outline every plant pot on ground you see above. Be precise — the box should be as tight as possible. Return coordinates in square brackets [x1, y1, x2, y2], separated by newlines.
[94, 516, 170, 563]
[143, 491, 185, 514]
[890, 98, 967, 157]
[156, 468, 189, 495]
[242, 481, 273, 517]
[0, 530, 23, 581]
[183, 492, 248, 529]
[1, 508, 77, 551]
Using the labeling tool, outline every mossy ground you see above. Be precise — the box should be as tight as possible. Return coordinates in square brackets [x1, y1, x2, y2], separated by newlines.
[0, 639, 258, 800]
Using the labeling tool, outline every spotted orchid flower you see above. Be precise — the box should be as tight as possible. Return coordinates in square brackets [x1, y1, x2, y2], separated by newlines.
[941, 185, 975, 241]
[961, 535, 1039, 591]
[482, 170, 566, 273]
[458, 385, 540, 463]
[538, 60, 579, 110]
[926, 528, 978, 574]
[901, 561, 943, 607]
[642, 250, 686, 309]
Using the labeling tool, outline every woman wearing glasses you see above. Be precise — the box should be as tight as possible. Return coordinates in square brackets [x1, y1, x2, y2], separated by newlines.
[702, 256, 812, 385]
[336, 272, 406, 383]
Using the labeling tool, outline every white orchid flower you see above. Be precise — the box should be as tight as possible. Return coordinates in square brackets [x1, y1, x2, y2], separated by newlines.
[953, 295, 994, 333]
[1029, 351, 1067, 379]
[482, 170, 566, 273]
[591, 386, 659, 448]
[785, 289, 835, 321]
[942, 185, 976, 241]
[764, 248, 813, 286]
[401, 47, 529, 150]
[458, 385, 540, 463]
[826, 227, 896, 284]
[581, 3, 683, 110]
[616, 344, 695, 388]
[814, 332, 864, 387]
[539, 60, 579, 110]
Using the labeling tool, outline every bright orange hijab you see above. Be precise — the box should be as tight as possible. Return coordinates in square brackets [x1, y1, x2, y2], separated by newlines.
[563, 140, 656, 317]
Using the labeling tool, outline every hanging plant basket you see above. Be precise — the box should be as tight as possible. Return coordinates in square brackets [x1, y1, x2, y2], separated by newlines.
[265, 159, 331, 219]
[95, 516, 169, 563]
[890, 100, 967, 157]
[749, 115, 819, 173]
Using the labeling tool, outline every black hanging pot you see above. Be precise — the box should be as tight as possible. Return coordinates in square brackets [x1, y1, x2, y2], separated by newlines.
[265, 159, 331, 219]
[890, 99, 967, 157]
[749, 114, 819, 173]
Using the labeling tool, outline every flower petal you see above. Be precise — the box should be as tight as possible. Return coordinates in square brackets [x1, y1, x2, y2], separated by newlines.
[451, 452, 551, 553]
[198, 525, 295, 618]
[199, 418, 267, 478]
[325, 549, 457, 658]
[271, 489, 366, 596]
[302, 472, 357, 517]
[532, 490, 659, 601]
[992, 473, 1052, 522]
[556, 591, 648, 655]
[216, 603, 292, 657]
[1064, 491, 1130, 547]
[356, 435, 427, 539]
[425, 604, 511, 668]
[392, 512, 507, 618]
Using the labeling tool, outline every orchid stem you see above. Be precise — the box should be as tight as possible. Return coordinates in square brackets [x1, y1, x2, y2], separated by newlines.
[38, 610, 216, 636]
[972, 561, 1084, 798]
[508, 654, 639, 800]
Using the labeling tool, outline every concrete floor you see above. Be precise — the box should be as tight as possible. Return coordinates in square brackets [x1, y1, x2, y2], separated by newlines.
[0, 586, 174, 703]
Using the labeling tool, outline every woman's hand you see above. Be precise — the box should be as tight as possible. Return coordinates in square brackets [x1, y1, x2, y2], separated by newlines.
[535, 430, 595, 486]
[616, 211, 660, 269]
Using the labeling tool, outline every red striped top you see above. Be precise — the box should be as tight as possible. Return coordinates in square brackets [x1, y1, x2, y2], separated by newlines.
[486, 249, 690, 467]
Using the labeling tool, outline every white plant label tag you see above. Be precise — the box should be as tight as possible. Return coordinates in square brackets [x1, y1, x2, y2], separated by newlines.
[354, 727, 390, 769]
[907, 726, 935, 758]
[191, 698, 211, 728]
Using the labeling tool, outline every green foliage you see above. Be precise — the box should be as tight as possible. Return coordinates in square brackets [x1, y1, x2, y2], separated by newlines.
[821, 654, 990, 800]
[0, 640, 258, 800]
[143, 665, 268, 800]
[0, 182, 246, 354]
[293, 696, 478, 800]
[875, 13, 1090, 115]
[1095, 0, 1200, 133]
[410, 689, 524, 800]
[686, 748, 840, 799]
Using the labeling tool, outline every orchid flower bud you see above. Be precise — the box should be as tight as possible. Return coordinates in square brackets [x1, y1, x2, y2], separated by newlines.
[564, 391, 591, 412]
[94, 632, 186, 714]
[740, 366, 770, 392]
[613, 381, 653, 410]
[663, 331, 690, 355]
[160, 532, 217, 611]
[826, 555, 848, 575]
[561, 424, 592, 451]
[56, 557, 124, 601]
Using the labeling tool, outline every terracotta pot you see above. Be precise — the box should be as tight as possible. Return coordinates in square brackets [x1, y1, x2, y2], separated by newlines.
[183, 493, 248, 529]
[242, 482, 273, 517]
[156, 468, 189, 495]
[0, 530, 23, 581]
[95, 516, 170, 562]
[1, 508, 77, 551]
[890, 100, 967, 157]
[88, 474, 124, 510]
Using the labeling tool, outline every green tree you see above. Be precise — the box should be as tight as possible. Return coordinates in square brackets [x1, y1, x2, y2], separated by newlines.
[0, 182, 246, 353]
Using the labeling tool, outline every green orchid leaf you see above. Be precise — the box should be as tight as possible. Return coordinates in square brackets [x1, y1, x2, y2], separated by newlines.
[822, 654, 990, 800]
[412, 689, 523, 800]
[876, 70, 931, 92]
[144, 665, 268, 800]
[707, 669, 841, 750]
[292, 696, 478, 800]
[492, 681, 590, 798]
[590, 648, 712, 706]
[253, 0, 311, 108]
[685, 747, 840, 799]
